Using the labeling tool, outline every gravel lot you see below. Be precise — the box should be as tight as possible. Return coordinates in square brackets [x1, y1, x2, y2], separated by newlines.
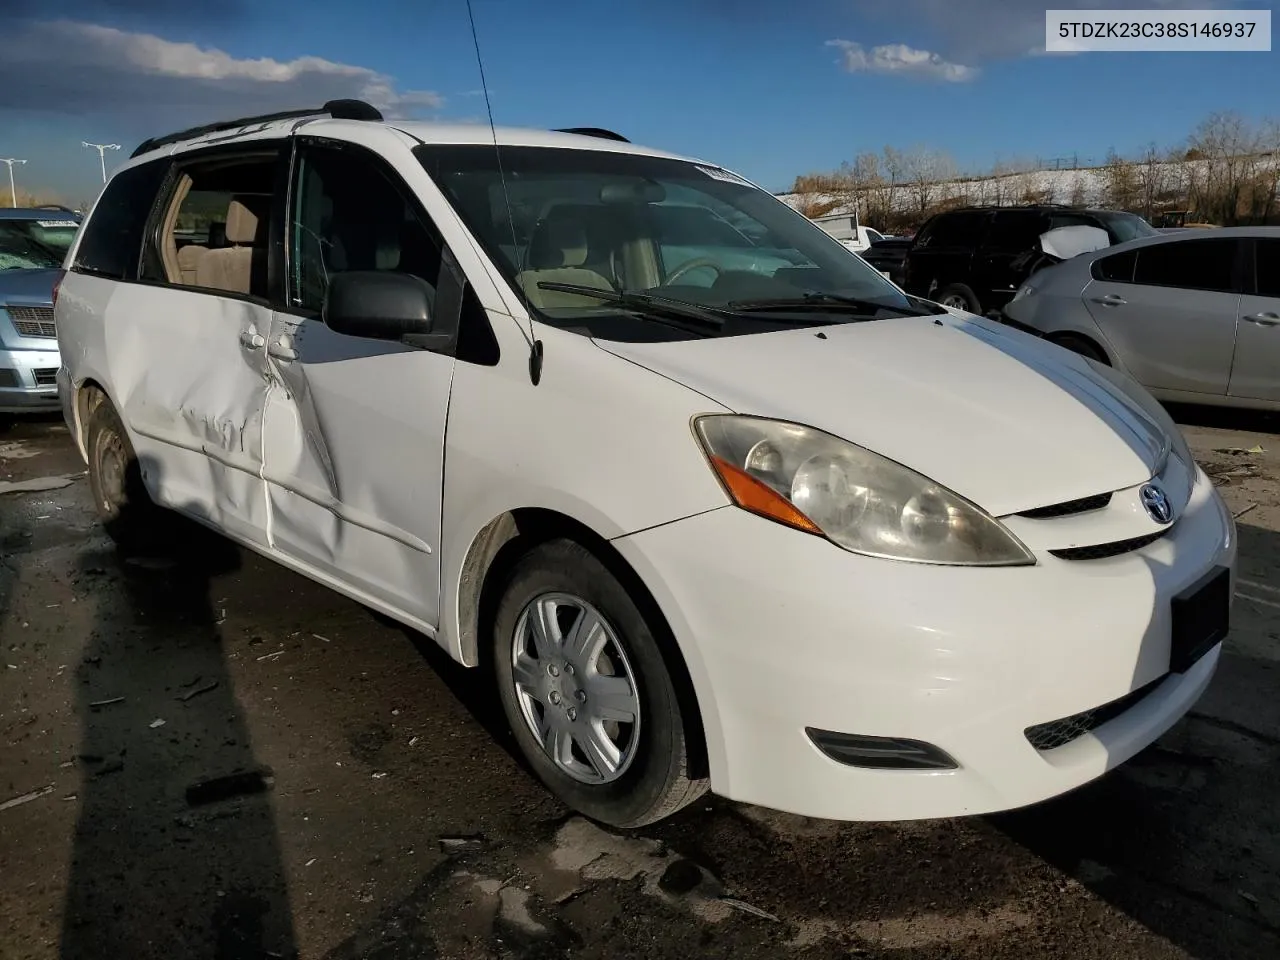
[1, 406, 1278, 960]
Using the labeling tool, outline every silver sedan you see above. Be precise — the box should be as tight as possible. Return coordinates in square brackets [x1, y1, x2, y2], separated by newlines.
[1002, 226, 1280, 411]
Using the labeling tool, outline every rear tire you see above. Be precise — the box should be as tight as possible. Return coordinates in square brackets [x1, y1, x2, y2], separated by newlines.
[492, 538, 707, 828]
[935, 283, 982, 314]
[86, 400, 175, 552]
[1050, 333, 1109, 365]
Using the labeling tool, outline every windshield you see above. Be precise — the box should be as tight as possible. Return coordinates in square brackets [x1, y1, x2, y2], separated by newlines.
[1098, 212, 1157, 244]
[416, 145, 935, 341]
[0, 218, 78, 270]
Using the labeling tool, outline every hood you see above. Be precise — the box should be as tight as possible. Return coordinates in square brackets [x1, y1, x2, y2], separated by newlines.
[595, 314, 1170, 517]
[0, 268, 62, 305]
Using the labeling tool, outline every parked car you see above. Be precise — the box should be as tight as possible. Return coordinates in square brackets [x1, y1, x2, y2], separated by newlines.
[902, 205, 1158, 316]
[57, 101, 1234, 828]
[0, 208, 82, 428]
[1004, 227, 1280, 410]
[811, 212, 887, 254]
[860, 237, 911, 285]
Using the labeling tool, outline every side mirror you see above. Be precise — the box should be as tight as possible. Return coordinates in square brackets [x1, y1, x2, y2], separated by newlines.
[322, 271, 447, 348]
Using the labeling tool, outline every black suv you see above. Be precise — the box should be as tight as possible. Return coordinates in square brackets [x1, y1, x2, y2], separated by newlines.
[901, 205, 1156, 316]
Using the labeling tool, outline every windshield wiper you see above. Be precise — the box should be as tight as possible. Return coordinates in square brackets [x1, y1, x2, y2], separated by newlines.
[534, 282, 727, 332]
[727, 292, 929, 317]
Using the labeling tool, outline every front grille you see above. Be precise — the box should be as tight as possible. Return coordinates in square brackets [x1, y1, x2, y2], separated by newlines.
[6, 305, 56, 338]
[1049, 530, 1166, 561]
[32, 367, 57, 386]
[1018, 491, 1113, 519]
[1025, 675, 1167, 750]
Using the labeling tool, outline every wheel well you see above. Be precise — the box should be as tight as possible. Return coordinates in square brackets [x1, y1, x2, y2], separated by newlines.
[460, 508, 709, 780]
[1047, 331, 1110, 365]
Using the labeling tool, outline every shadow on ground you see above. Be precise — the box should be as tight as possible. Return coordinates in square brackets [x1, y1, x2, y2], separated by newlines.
[58, 504, 299, 960]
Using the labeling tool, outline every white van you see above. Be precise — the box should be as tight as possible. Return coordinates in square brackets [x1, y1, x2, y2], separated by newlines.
[56, 100, 1235, 828]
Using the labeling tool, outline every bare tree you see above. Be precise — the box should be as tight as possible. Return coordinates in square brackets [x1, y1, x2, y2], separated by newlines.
[1102, 149, 1140, 210]
[1135, 143, 1168, 219]
[1189, 111, 1260, 224]
[882, 146, 906, 220]
[1069, 175, 1087, 207]
[904, 147, 956, 216]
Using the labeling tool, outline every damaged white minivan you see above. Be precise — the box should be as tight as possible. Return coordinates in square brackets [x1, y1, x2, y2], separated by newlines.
[56, 100, 1236, 828]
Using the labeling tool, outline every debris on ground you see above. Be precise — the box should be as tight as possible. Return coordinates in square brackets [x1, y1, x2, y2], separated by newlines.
[1216, 445, 1265, 455]
[88, 696, 125, 709]
[439, 834, 487, 853]
[1234, 502, 1260, 520]
[719, 897, 781, 922]
[0, 474, 79, 495]
[185, 769, 274, 807]
[1238, 890, 1260, 906]
[123, 556, 176, 571]
[149, 718, 167, 729]
[177, 679, 219, 702]
[0, 785, 54, 812]
[256, 650, 284, 662]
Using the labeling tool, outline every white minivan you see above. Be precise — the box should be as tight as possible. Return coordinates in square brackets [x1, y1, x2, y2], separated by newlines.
[56, 100, 1235, 828]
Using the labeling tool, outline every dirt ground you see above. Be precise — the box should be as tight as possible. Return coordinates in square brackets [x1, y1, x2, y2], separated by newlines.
[1, 406, 1278, 960]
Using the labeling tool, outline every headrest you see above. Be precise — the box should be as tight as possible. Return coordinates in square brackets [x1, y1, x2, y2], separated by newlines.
[526, 207, 592, 270]
[225, 197, 266, 245]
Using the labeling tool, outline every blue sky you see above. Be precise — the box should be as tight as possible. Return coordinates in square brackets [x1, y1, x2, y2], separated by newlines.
[1, 0, 1277, 202]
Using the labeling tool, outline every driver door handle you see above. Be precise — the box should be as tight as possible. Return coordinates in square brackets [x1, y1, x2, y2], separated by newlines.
[1245, 311, 1280, 327]
[1091, 294, 1127, 306]
[239, 329, 265, 349]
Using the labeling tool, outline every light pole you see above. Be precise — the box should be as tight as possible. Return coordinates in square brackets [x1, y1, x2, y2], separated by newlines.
[82, 142, 120, 184]
[0, 158, 27, 207]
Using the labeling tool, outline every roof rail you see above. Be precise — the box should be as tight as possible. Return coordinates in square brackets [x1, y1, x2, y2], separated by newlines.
[130, 99, 384, 159]
[554, 127, 630, 143]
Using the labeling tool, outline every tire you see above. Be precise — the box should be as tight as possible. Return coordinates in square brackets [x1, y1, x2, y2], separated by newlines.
[0, 415, 13, 434]
[934, 282, 982, 314]
[1050, 333, 1109, 366]
[86, 399, 174, 551]
[492, 538, 707, 828]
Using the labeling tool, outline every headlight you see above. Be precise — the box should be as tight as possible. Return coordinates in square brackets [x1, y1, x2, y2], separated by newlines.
[693, 416, 1035, 566]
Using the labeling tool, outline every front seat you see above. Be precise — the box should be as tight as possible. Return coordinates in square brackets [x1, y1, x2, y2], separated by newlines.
[515, 208, 615, 308]
[195, 197, 268, 296]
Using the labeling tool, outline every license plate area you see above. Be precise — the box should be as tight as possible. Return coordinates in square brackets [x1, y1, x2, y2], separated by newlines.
[1169, 566, 1230, 673]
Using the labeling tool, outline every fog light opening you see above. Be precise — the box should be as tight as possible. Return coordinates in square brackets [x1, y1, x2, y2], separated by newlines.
[805, 728, 958, 770]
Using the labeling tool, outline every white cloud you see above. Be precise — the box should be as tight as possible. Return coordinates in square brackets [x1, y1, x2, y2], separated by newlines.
[0, 19, 443, 121]
[827, 39, 978, 82]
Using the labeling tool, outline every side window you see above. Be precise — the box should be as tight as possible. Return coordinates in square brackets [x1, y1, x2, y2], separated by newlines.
[289, 144, 443, 314]
[917, 212, 988, 248]
[982, 211, 1043, 252]
[142, 152, 279, 298]
[72, 158, 169, 280]
[1092, 249, 1137, 283]
[1048, 212, 1097, 231]
[1254, 238, 1280, 298]
[1132, 239, 1238, 293]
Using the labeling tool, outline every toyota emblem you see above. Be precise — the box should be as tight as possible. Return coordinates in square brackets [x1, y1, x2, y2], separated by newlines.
[1140, 482, 1173, 525]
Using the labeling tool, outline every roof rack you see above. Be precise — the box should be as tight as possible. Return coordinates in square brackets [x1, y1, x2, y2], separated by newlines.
[554, 127, 630, 143]
[130, 99, 384, 158]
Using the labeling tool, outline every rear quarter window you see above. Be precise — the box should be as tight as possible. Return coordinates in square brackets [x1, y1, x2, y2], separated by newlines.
[916, 212, 988, 248]
[1091, 249, 1137, 283]
[72, 157, 170, 280]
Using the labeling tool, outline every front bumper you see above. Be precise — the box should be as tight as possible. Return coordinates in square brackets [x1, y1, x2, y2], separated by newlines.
[0, 345, 61, 413]
[613, 470, 1235, 822]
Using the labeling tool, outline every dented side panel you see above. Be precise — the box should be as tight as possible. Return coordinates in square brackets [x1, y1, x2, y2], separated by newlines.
[261, 313, 453, 625]
[104, 282, 273, 545]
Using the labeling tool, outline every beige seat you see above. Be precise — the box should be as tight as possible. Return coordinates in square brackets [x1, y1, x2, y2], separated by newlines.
[176, 244, 207, 285]
[515, 210, 615, 308]
[195, 197, 267, 296]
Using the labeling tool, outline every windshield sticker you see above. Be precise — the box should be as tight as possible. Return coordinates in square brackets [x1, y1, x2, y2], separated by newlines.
[36, 221, 78, 228]
[694, 164, 752, 186]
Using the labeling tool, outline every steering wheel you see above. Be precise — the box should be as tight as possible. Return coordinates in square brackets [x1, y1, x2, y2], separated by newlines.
[663, 257, 723, 286]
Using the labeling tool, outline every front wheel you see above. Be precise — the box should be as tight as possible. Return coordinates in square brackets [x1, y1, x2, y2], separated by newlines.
[934, 282, 982, 314]
[492, 538, 707, 828]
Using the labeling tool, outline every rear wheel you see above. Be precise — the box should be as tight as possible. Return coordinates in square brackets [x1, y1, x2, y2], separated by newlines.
[935, 282, 982, 314]
[1049, 333, 1109, 365]
[86, 399, 174, 551]
[492, 538, 707, 828]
